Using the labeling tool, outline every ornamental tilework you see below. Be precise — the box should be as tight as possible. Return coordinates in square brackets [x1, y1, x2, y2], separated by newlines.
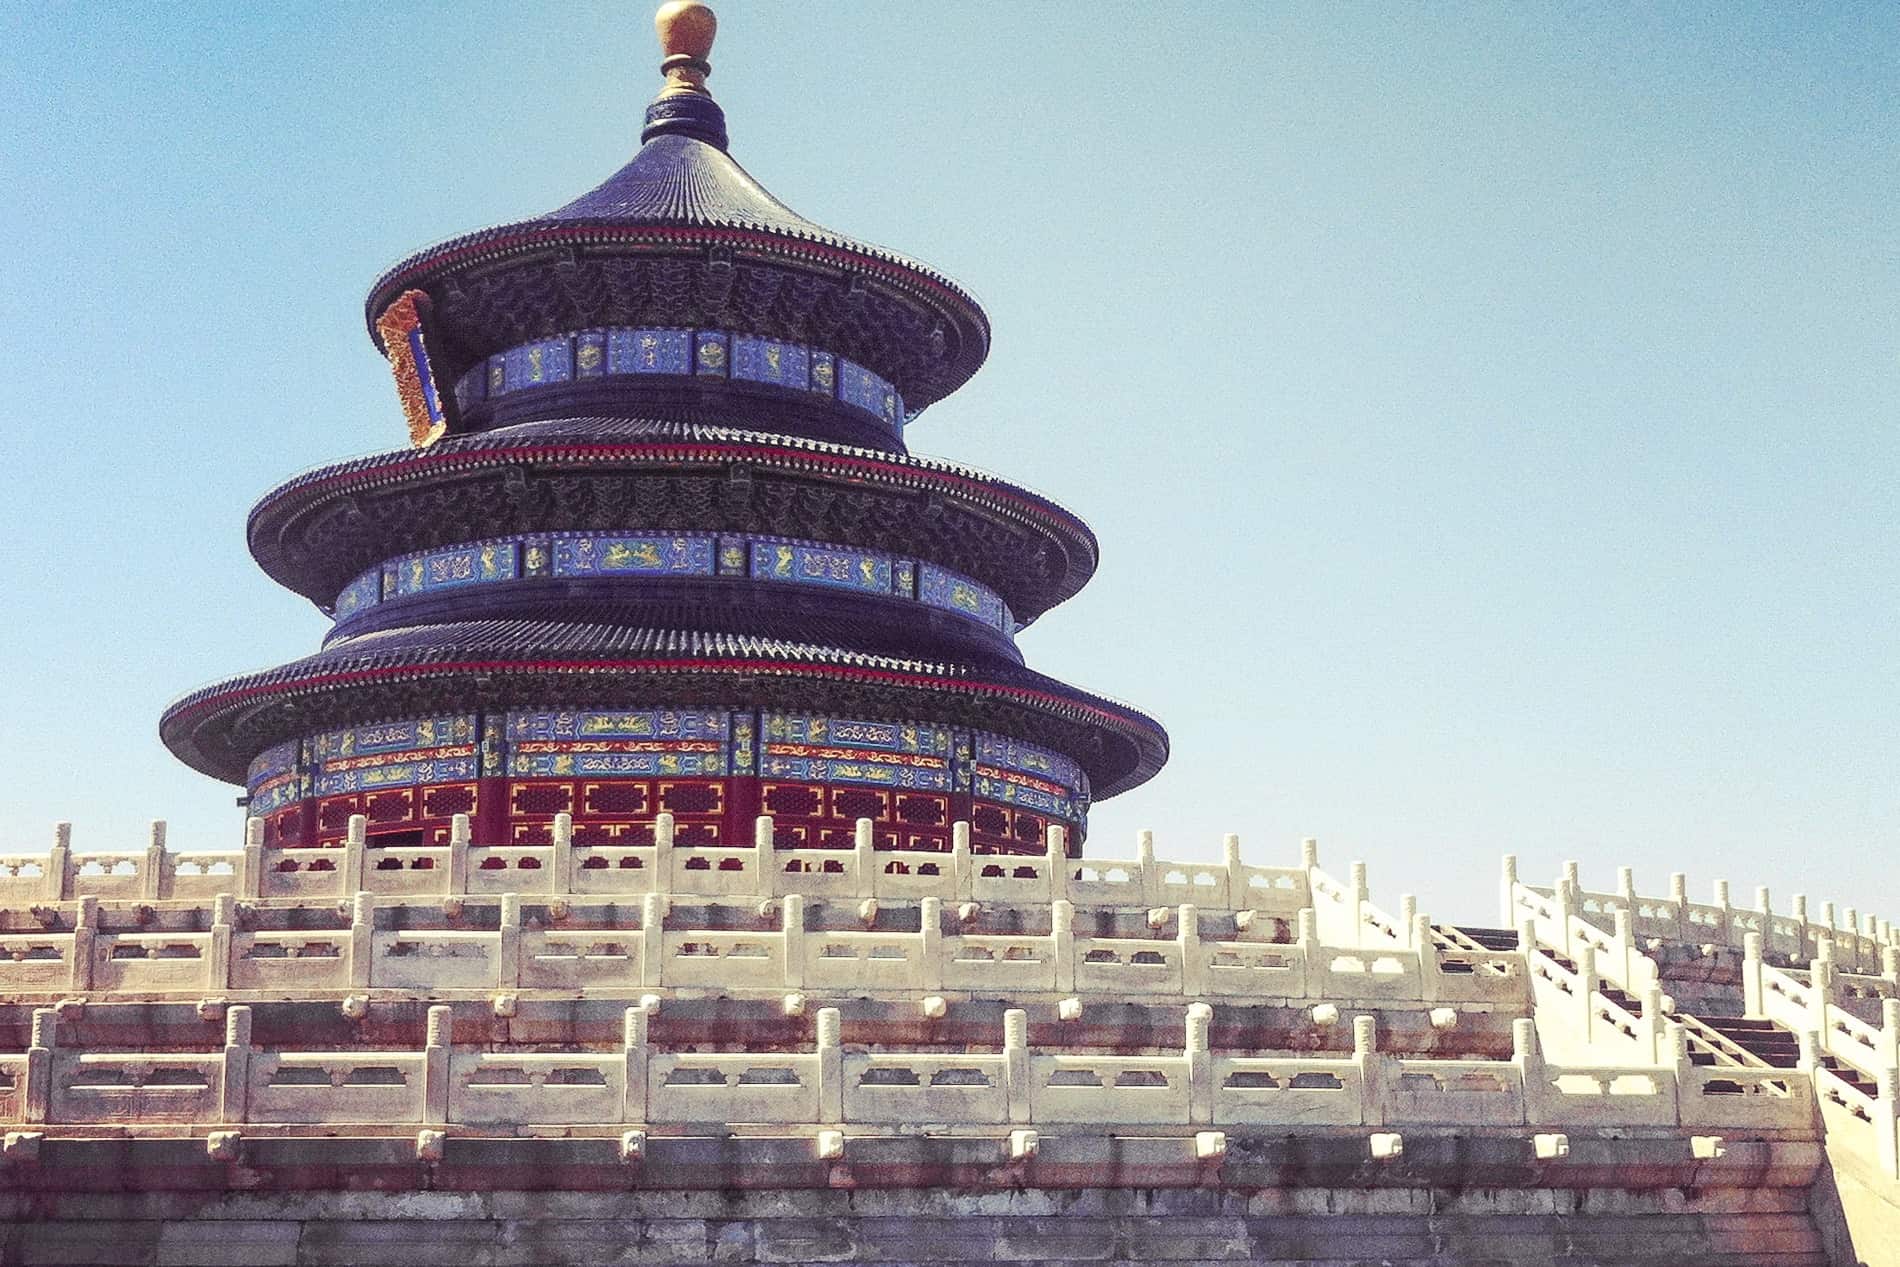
[750, 540, 892, 595]
[455, 328, 904, 435]
[246, 738, 303, 816]
[504, 337, 571, 392]
[574, 330, 608, 378]
[607, 327, 692, 376]
[312, 714, 478, 795]
[839, 359, 901, 431]
[893, 559, 916, 598]
[971, 732, 1088, 824]
[505, 709, 730, 780]
[809, 351, 836, 394]
[918, 562, 1009, 632]
[392, 541, 518, 596]
[760, 714, 953, 791]
[552, 534, 714, 577]
[522, 538, 553, 577]
[333, 569, 383, 618]
[732, 335, 810, 390]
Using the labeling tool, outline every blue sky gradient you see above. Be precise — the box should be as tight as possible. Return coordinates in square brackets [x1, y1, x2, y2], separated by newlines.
[1, 2, 1894, 920]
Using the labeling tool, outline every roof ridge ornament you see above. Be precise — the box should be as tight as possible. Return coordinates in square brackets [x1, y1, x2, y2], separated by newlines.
[643, 1, 729, 150]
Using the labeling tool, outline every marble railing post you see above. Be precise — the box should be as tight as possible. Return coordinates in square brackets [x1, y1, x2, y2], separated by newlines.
[24, 1008, 55, 1124]
[1300, 837, 1320, 871]
[549, 812, 574, 895]
[1223, 834, 1245, 906]
[1044, 826, 1067, 903]
[208, 894, 235, 992]
[950, 822, 972, 899]
[143, 821, 167, 901]
[497, 893, 522, 988]
[1642, 982, 1666, 1063]
[1398, 895, 1417, 949]
[1353, 1015, 1382, 1126]
[220, 1005, 252, 1124]
[641, 893, 667, 989]
[345, 815, 370, 895]
[816, 1007, 842, 1125]
[1668, 873, 1688, 940]
[1616, 866, 1637, 910]
[241, 817, 264, 900]
[653, 812, 676, 891]
[1295, 908, 1320, 998]
[1880, 999, 1900, 1073]
[69, 896, 97, 992]
[856, 818, 878, 895]
[781, 894, 805, 990]
[1135, 830, 1157, 904]
[1575, 943, 1598, 1044]
[1003, 1008, 1030, 1123]
[1612, 907, 1636, 989]
[1876, 1068, 1900, 1180]
[1811, 943, 1836, 1040]
[753, 815, 775, 893]
[1051, 900, 1075, 994]
[1791, 895, 1810, 961]
[1712, 879, 1732, 944]
[1179, 904, 1204, 996]
[1186, 1002, 1213, 1124]
[423, 1005, 452, 1125]
[47, 823, 71, 902]
[1348, 862, 1370, 948]
[1553, 866, 1576, 956]
[919, 897, 943, 992]
[622, 1004, 648, 1123]
[1415, 913, 1439, 1004]
[1742, 933, 1764, 1016]
[348, 892, 373, 989]
[1498, 855, 1518, 928]
[1512, 1017, 1544, 1113]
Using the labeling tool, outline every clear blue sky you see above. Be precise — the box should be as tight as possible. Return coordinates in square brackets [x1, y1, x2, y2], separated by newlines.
[1, 3, 1894, 923]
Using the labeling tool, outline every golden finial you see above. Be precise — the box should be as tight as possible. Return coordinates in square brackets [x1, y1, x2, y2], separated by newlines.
[655, 1, 717, 96]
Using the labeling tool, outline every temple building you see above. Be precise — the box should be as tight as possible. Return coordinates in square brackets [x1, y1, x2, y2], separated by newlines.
[2, 6, 1899, 1265]
[158, 0, 1165, 866]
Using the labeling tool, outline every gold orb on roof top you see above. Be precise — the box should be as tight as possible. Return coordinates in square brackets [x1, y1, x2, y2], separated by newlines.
[655, 1, 717, 95]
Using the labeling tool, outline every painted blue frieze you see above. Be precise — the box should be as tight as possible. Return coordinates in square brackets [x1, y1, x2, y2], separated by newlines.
[503, 336, 571, 392]
[838, 359, 899, 431]
[608, 327, 692, 376]
[694, 330, 729, 376]
[732, 335, 810, 390]
[456, 327, 904, 433]
[312, 714, 479, 795]
[918, 562, 1009, 632]
[333, 568, 383, 619]
[574, 330, 608, 378]
[760, 713, 953, 790]
[392, 541, 518, 597]
[505, 709, 729, 779]
[750, 539, 893, 595]
[246, 738, 303, 816]
[552, 534, 715, 577]
[971, 733, 1088, 822]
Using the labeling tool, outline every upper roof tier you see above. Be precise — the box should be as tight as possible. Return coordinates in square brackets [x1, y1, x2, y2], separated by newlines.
[365, 2, 989, 453]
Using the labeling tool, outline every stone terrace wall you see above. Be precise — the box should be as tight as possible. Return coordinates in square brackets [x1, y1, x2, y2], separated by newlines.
[0, 1138, 1830, 1267]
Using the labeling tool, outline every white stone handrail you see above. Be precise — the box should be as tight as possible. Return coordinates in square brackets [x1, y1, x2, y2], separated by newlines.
[1503, 855, 1896, 977]
[1, 1004, 1812, 1136]
[0, 891, 1531, 1009]
[3, 816, 1330, 916]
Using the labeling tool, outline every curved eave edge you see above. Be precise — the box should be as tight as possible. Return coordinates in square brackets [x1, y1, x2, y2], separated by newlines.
[364, 222, 991, 402]
[244, 435, 1102, 608]
[160, 656, 1169, 798]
